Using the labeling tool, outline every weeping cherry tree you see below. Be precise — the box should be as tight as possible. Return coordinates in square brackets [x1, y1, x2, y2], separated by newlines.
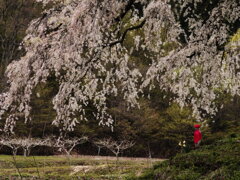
[0, 0, 239, 133]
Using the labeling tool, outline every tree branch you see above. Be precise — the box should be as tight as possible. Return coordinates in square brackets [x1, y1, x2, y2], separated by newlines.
[108, 19, 146, 47]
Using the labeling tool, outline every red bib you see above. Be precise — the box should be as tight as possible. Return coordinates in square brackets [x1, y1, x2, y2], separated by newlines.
[194, 129, 202, 143]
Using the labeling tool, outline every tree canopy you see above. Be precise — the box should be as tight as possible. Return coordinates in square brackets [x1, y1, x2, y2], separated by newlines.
[0, 0, 239, 133]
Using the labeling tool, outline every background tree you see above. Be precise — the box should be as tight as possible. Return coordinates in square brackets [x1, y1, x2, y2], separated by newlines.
[0, 136, 49, 156]
[94, 138, 135, 161]
[55, 136, 88, 156]
[20, 137, 49, 156]
[0, 137, 22, 156]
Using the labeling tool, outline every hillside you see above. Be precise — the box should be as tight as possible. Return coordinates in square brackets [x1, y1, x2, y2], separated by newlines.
[136, 134, 240, 179]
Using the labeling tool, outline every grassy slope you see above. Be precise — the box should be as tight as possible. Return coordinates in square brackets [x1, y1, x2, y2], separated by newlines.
[0, 155, 163, 179]
[135, 134, 240, 180]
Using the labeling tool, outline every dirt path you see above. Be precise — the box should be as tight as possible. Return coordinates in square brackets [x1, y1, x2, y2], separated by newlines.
[57, 154, 167, 162]
[67, 155, 166, 176]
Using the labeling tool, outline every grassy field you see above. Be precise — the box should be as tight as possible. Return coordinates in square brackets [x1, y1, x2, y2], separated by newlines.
[0, 155, 164, 179]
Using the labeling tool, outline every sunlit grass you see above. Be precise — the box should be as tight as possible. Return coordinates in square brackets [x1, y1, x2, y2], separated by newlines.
[0, 155, 164, 179]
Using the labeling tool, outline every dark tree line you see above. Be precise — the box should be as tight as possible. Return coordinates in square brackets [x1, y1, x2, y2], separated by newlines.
[0, 0, 43, 90]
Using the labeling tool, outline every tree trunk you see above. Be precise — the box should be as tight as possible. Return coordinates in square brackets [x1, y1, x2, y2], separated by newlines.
[12, 148, 17, 156]
[23, 149, 27, 157]
[97, 147, 101, 156]
[27, 148, 31, 156]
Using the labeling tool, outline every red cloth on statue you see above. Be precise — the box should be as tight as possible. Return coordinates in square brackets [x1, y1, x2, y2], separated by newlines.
[194, 124, 201, 128]
[194, 129, 202, 144]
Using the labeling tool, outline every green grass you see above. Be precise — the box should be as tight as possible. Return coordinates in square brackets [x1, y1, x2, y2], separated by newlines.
[0, 155, 162, 179]
[135, 134, 240, 180]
